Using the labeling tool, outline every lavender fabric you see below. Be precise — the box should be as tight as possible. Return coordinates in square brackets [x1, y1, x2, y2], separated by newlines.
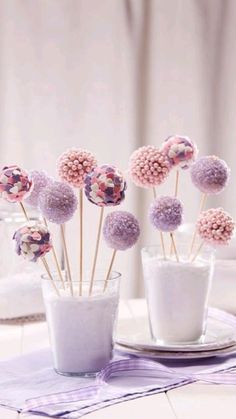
[1, 308, 236, 418]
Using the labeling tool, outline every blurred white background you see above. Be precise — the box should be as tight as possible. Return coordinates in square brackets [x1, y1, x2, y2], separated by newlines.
[0, 0, 236, 297]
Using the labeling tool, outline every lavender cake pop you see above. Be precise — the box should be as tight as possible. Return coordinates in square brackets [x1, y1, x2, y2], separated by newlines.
[149, 196, 183, 232]
[190, 156, 230, 194]
[84, 165, 126, 207]
[38, 181, 78, 224]
[103, 211, 140, 250]
[13, 221, 52, 262]
[161, 135, 198, 169]
[25, 170, 52, 208]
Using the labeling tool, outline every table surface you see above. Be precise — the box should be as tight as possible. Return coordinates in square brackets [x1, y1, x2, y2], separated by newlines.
[0, 299, 235, 419]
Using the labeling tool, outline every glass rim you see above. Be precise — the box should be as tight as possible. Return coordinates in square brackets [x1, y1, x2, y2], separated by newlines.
[41, 270, 121, 283]
[141, 243, 215, 253]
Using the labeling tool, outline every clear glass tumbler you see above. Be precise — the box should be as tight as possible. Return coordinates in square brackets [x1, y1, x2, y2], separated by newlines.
[141, 244, 215, 344]
[42, 271, 121, 376]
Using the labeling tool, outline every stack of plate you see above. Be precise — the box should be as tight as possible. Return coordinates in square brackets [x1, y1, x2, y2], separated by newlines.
[115, 310, 236, 359]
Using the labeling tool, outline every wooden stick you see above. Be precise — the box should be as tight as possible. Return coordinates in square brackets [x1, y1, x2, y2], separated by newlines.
[170, 232, 179, 262]
[60, 224, 73, 296]
[103, 249, 116, 292]
[191, 241, 204, 263]
[89, 207, 104, 296]
[189, 193, 207, 256]
[19, 202, 29, 221]
[79, 189, 83, 296]
[43, 218, 65, 290]
[152, 187, 166, 260]
[42, 257, 60, 296]
[174, 170, 179, 198]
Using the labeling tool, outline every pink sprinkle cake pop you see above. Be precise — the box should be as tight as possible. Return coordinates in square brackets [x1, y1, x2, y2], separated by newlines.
[57, 148, 97, 188]
[196, 208, 235, 246]
[84, 165, 126, 206]
[103, 211, 140, 250]
[190, 156, 230, 194]
[129, 145, 170, 188]
[161, 135, 198, 169]
[0, 165, 33, 203]
[13, 221, 52, 262]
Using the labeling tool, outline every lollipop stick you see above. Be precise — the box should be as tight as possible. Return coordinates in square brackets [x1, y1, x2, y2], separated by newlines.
[42, 257, 60, 296]
[152, 187, 166, 260]
[170, 232, 179, 262]
[89, 207, 104, 296]
[191, 241, 204, 263]
[79, 189, 83, 296]
[189, 193, 207, 256]
[174, 170, 179, 197]
[43, 218, 65, 290]
[60, 224, 73, 296]
[103, 249, 116, 292]
[19, 202, 29, 221]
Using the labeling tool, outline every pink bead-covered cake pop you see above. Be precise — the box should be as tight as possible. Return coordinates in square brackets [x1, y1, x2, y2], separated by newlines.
[161, 135, 198, 169]
[84, 165, 126, 207]
[13, 221, 52, 262]
[57, 148, 97, 188]
[0, 165, 33, 203]
[196, 208, 235, 246]
[129, 146, 171, 188]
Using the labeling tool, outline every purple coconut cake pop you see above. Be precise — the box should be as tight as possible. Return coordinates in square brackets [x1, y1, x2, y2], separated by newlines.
[190, 155, 230, 194]
[25, 170, 52, 208]
[38, 181, 78, 224]
[149, 196, 183, 232]
[103, 211, 140, 251]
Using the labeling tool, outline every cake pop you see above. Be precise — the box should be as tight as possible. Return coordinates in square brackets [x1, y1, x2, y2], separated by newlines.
[25, 170, 52, 208]
[129, 146, 171, 188]
[149, 196, 183, 232]
[103, 211, 140, 251]
[13, 221, 52, 262]
[84, 165, 126, 206]
[161, 135, 198, 169]
[57, 148, 97, 188]
[0, 165, 32, 203]
[190, 156, 230, 194]
[38, 181, 78, 224]
[196, 208, 235, 246]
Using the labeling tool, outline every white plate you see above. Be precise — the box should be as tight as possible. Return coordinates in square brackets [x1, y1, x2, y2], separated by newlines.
[116, 314, 236, 353]
[115, 343, 236, 359]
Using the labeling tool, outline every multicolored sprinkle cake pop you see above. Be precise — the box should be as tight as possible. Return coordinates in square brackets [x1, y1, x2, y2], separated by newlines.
[190, 156, 230, 194]
[196, 208, 235, 246]
[129, 146, 170, 188]
[103, 211, 140, 251]
[38, 181, 78, 224]
[25, 170, 52, 208]
[57, 148, 97, 188]
[161, 135, 198, 169]
[13, 221, 52, 262]
[0, 165, 32, 203]
[84, 165, 126, 207]
[149, 196, 183, 232]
